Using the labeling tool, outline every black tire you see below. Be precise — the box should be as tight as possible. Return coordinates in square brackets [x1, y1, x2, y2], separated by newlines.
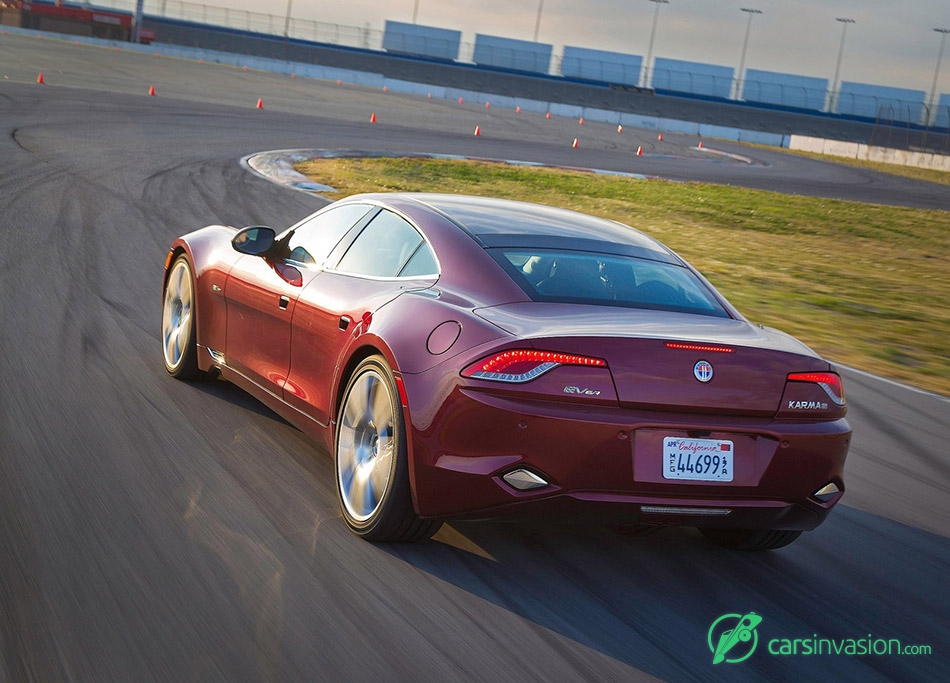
[161, 254, 202, 380]
[335, 355, 441, 542]
[699, 528, 803, 551]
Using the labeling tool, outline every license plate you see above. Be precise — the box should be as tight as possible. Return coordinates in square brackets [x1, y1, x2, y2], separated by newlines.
[662, 437, 734, 482]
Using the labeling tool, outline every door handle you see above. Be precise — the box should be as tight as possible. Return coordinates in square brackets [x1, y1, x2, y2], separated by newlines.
[278, 295, 290, 310]
[339, 315, 351, 330]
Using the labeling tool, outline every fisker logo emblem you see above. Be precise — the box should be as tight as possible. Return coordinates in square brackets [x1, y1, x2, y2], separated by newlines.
[694, 360, 714, 383]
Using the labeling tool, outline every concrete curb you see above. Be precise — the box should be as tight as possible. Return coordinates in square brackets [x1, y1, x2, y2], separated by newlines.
[242, 148, 657, 197]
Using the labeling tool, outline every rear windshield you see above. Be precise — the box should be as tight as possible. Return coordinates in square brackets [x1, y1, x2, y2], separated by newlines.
[490, 249, 730, 318]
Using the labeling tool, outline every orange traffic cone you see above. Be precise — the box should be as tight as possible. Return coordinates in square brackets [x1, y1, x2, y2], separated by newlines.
[383, 86, 388, 92]
[637, 146, 643, 156]
[474, 125, 481, 136]
[36, 72, 45, 84]
[256, 98, 264, 109]
[147, 84, 156, 96]
[617, 124, 623, 133]
[427, 93, 432, 98]
[337, 79, 342, 85]
[458, 97, 464, 104]
[198, 58, 204, 64]
[243, 65, 249, 71]
[516, 106, 521, 113]
[698, 140, 703, 149]
[485, 101, 490, 108]
[370, 112, 377, 123]
[657, 133, 663, 141]
[572, 138, 579, 149]
[545, 111, 551, 119]
[579, 117, 585, 125]
[291, 73, 296, 79]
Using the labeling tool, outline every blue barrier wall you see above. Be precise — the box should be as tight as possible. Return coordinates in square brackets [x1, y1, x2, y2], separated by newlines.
[472, 34, 552, 74]
[561, 46, 641, 86]
[837, 82, 925, 122]
[652, 58, 733, 99]
[934, 94, 950, 128]
[382, 21, 460, 61]
[741, 69, 827, 111]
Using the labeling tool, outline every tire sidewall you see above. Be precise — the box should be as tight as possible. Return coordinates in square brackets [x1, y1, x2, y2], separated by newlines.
[162, 255, 199, 378]
[335, 355, 410, 537]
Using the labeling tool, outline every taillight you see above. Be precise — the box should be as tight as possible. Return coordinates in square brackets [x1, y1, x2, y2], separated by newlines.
[786, 372, 845, 405]
[461, 350, 607, 383]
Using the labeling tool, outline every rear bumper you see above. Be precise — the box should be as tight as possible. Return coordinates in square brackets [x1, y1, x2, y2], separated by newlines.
[406, 382, 850, 529]
[432, 491, 827, 531]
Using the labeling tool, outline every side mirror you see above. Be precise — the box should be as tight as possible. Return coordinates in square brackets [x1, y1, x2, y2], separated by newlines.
[232, 226, 276, 256]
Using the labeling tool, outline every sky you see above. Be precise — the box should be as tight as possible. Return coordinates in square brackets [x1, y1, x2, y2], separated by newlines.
[139, 1, 950, 96]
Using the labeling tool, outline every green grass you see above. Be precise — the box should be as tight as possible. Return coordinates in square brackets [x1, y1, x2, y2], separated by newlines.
[294, 157, 950, 396]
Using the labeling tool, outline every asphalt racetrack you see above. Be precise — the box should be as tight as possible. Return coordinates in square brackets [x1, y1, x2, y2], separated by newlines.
[1, 34, 948, 681]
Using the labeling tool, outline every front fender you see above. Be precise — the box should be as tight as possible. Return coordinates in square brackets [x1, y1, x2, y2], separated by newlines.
[164, 225, 240, 369]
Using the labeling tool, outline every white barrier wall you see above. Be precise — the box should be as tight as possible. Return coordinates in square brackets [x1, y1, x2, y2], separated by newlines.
[788, 135, 950, 172]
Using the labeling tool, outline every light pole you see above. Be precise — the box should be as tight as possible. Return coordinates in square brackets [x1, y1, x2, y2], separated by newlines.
[283, 0, 293, 37]
[534, 0, 544, 42]
[927, 28, 950, 126]
[413, 0, 420, 24]
[642, 0, 669, 89]
[829, 17, 855, 113]
[733, 8, 762, 100]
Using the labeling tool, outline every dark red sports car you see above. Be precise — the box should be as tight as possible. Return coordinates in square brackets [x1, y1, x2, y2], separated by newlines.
[162, 193, 850, 549]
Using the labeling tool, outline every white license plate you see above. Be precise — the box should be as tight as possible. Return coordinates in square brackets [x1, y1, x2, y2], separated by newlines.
[662, 437, 734, 482]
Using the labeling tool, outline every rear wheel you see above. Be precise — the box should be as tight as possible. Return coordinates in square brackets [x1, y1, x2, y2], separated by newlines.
[335, 355, 441, 542]
[162, 255, 201, 380]
[699, 528, 803, 551]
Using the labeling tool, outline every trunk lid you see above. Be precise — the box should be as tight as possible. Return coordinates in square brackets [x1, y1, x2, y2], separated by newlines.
[474, 303, 830, 416]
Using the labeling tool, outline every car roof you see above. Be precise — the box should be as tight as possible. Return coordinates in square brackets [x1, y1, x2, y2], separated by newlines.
[401, 193, 677, 262]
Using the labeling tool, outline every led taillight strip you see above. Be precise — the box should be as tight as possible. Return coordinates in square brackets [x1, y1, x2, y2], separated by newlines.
[462, 350, 607, 384]
[666, 342, 736, 353]
[787, 372, 846, 405]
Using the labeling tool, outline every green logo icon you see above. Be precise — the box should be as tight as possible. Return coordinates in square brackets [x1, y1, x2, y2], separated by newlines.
[708, 612, 762, 664]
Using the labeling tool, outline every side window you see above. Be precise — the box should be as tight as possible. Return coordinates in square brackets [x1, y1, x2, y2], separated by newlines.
[335, 210, 437, 278]
[284, 203, 373, 267]
[399, 243, 439, 277]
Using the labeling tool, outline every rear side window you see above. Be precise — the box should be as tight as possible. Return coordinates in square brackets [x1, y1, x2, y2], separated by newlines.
[285, 203, 374, 267]
[491, 249, 729, 318]
[335, 209, 438, 278]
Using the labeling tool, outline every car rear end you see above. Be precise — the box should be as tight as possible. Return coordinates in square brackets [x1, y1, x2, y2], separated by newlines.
[402, 241, 850, 535]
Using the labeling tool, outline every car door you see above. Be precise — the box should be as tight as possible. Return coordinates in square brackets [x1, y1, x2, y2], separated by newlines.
[284, 208, 440, 426]
[224, 203, 375, 398]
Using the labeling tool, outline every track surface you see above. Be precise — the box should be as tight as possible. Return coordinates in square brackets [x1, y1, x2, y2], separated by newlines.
[1, 34, 948, 682]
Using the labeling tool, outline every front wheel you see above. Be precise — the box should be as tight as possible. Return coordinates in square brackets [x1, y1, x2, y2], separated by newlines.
[335, 355, 441, 542]
[162, 254, 201, 380]
[699, 528, 803, 551]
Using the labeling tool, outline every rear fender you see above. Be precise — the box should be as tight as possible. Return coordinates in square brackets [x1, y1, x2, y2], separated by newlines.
[331, 294, 510, 515]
